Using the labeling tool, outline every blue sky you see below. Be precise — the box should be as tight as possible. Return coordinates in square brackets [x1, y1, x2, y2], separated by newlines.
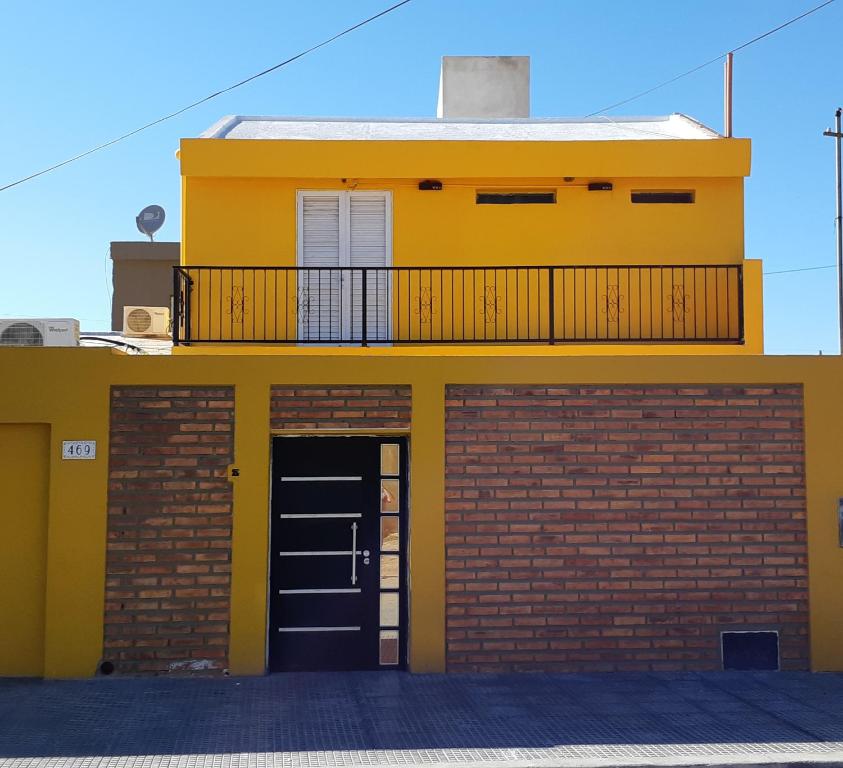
[0, 0, 840, 352]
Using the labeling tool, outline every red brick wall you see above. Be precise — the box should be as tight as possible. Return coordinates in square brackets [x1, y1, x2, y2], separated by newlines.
[270, 386, 411, 430]
[445, 385, 808, 673]
[105, 387, 234, 675]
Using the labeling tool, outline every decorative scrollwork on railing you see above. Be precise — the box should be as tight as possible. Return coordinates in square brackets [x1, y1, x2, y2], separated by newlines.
[602, 284, 625, 323]
[414, 287, 436, 324]
[479, 286, 501, 323]
[293, 287, 313, 331]
[226, 285, 248, 323]
[667, 284, 691, 322]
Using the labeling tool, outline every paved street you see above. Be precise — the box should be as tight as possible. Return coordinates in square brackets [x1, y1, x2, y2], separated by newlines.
[2, 672, 843, 767]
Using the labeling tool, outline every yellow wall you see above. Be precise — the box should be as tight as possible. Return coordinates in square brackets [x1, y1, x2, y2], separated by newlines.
[0, 424, 49, 676]
[179, 136, 760, 351]
[0, 347, 842, 677]
[183, 176, 745, 267]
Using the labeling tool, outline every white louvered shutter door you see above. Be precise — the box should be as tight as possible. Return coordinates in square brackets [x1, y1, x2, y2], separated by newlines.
[349, 193, 390, 341]
[299, 193, 342, 341]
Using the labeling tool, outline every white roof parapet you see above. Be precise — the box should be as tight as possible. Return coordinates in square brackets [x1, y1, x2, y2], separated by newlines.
[199, 114, 722, 142]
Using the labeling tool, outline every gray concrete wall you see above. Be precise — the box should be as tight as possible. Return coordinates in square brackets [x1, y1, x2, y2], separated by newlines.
[110, 241, 179, 331]
[437, 56, 530, 119]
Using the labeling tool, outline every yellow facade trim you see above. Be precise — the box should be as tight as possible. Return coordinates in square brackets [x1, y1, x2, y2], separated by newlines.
[180, 138, 751, 179]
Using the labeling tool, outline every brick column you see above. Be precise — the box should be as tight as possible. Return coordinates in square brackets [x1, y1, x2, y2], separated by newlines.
[105, 386, 234, 675]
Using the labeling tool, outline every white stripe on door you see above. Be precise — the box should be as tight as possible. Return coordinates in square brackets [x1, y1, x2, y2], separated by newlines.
[278, 588, 361, 595]
[278, 550, 361, 556]
[278, 626, 361, 632]
[280, 476, 362, 482]
[279, 513, 362, 519]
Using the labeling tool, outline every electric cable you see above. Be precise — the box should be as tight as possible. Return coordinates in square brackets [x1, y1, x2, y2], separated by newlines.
[0, 0, 414, 193]
[585, 0, 836, 117]
[764, 263, 836, 275]
[80, 336, 145, 352]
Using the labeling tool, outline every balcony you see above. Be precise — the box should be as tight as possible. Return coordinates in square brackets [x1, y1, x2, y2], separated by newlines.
[172, 264, 744, 346]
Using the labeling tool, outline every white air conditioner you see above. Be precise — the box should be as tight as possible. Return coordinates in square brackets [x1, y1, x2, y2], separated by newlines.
[123, 306, 171, 338]
[0, 318, 80, 347]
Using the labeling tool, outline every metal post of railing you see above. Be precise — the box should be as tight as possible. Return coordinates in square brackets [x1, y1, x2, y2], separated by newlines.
[736, 265, 745, 344]
[184, 272, 192, 344]
[548, 267, 555, 345]
[172, 267, 180, 346]
[361, 268, 368, 347]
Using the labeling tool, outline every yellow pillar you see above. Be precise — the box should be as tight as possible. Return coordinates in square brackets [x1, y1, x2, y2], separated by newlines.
[42, 408, 110, 678]
[742, 259, 764, 354]
[0, 424, 50, 676]
[409, 378, 446, 672]
[228, 379, 271, 675]
[804, 368, 843, 670]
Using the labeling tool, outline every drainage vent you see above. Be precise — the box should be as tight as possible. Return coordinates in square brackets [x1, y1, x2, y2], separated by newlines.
[98, 660, 115, 676]
[721, 630, 779, 671]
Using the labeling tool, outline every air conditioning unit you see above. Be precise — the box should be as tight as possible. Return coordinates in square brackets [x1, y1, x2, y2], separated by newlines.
[123, 306, 171, 338]
[0, 318, 80, 347]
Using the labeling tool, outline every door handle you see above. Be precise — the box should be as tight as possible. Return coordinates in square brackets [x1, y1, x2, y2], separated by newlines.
[351, 522, 358, 585]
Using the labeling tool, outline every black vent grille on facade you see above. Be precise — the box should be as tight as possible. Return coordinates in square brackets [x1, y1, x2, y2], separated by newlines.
[476, 192, 556, 205]
[631, 191, 695, 204]
[721, 631, 779, 671]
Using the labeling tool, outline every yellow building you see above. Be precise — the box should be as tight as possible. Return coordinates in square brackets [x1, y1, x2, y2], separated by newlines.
[177, 111, 758, 350]
[2, 57, 842, 680]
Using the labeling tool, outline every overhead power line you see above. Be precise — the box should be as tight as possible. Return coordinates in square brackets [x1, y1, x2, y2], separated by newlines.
[585, 0, 836, 117]
[0, 0, 414, 193]
[764, 263, 836, 276]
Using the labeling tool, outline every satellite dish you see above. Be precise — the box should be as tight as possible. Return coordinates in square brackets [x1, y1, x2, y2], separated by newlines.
[136, 205, 166, 242]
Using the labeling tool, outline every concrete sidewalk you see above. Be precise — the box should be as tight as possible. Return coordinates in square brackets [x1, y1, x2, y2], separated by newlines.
[1, 672, 843, 768]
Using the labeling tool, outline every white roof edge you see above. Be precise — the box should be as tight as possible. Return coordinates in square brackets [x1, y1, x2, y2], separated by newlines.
[677, 113, 723, 139]
[200, 113, 721, 141]
[200, 115, 243, 139]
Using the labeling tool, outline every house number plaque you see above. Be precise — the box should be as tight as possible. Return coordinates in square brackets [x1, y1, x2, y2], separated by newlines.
[62, 441, 96, 460]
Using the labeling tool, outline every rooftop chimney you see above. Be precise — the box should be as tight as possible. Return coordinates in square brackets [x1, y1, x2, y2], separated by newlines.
[437, 56, 530, 119]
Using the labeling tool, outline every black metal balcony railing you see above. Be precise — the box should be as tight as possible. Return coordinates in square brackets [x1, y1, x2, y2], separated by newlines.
[173, 264, 744, 345]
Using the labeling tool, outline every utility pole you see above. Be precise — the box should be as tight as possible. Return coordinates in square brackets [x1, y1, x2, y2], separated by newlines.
[723, 52, 733, 138]
[823, 108, 843, 354]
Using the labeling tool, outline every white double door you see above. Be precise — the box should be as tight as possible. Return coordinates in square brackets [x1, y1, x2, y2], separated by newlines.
[296, 191, 392, 342]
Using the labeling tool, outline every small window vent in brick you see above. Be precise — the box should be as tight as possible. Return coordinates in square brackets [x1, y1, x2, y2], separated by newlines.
[476, 192, 556, 205]
[631, 191, 695, 204]
[721, 631, 779, 671]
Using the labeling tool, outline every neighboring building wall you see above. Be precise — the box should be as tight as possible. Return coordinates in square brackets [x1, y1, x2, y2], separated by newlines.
[105, 386, 234, 674]
[270, 385, 411, 430]
[110, 241, 179, 331]
[445, 384, 808, 672]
